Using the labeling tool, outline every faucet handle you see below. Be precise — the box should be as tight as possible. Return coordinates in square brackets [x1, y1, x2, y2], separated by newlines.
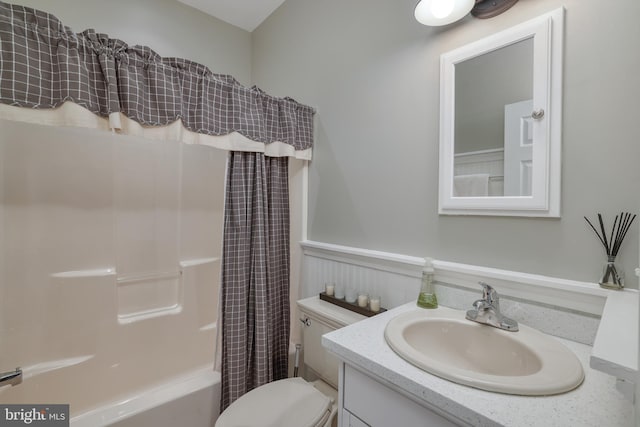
[478, 281, 499, 306]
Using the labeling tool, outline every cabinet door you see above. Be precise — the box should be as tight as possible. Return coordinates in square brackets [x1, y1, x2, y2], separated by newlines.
[343, 365, 461, 427]
[342, 409, 370, 427]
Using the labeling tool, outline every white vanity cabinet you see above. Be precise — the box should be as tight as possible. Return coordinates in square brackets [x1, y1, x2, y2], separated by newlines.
[339, 364, 463, 427]
[341, 409, 369, 427]
[323, 301, 633, 426]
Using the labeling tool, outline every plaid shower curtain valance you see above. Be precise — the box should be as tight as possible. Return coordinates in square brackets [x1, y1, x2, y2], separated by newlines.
[0, 1, 314, 158]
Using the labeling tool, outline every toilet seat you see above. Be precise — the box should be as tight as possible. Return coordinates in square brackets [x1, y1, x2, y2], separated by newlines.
[215, 377, 333, 427]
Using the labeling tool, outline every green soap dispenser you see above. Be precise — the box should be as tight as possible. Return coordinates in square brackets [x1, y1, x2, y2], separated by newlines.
[417, 258, 438, 309]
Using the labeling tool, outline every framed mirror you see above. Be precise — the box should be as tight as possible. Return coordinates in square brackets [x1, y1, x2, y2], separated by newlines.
[438, 8, 564, 217]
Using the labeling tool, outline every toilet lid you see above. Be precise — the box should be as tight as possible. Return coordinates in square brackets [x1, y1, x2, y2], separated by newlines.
[216, 377, 332, 427]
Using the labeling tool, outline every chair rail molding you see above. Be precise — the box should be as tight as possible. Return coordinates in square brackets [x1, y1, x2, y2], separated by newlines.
[300, 240, 613, 315]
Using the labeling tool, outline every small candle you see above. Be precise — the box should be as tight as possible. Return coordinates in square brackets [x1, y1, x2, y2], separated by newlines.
[357, 294, 368, 308]
[325, 283, 335, 296]
[345, 287, 357, 304]
[369, 296, 381, 312]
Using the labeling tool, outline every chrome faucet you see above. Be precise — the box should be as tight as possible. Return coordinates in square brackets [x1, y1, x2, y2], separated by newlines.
[465, 282, 518, 332]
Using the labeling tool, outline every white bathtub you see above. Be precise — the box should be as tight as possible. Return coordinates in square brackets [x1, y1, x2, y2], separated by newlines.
[72, 368, 220, 427]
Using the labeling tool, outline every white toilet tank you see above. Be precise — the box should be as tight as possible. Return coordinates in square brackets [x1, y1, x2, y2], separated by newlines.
[297, 296, 365, 388]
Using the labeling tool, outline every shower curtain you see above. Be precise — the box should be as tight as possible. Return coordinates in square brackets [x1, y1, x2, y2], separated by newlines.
[220, 152, 291, 410]
[0, 0, 314, 415]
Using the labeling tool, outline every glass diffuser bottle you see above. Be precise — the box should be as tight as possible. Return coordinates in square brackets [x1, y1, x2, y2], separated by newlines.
[585, 212, 636, 291]
[600, 256, 624, 289]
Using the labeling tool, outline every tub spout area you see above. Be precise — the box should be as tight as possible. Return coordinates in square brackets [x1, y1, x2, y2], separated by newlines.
[0, 368, 22, 387]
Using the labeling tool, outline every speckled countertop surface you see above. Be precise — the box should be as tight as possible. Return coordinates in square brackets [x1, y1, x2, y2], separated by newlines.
[322, 302, 633, 427]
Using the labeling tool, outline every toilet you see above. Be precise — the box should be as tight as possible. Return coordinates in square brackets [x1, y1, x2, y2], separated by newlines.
[215, 295, 365, 427]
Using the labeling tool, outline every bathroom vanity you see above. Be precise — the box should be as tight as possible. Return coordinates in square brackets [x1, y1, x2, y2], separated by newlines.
[323, 302, 633, 427]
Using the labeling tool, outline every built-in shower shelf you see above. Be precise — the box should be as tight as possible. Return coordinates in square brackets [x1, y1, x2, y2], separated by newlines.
[117, 270, 181, 284]
[117, 270, 182, 322]
[50, 268, 116, 279]
[199, 322, 216, 332]
[21, 355, 94, 380]
[179, 257, 219, 268]
[319, 292, 387, 317]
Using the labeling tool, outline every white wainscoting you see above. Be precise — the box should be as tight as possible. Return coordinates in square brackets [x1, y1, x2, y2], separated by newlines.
[299, 240, 630, 345]
[301, 241, 423, 310]
[454, 148, 504, 197]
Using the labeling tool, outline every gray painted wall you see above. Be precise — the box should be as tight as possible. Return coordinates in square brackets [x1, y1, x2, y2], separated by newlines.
[252, 0, 640, 286]
[12, 0, 252, 85]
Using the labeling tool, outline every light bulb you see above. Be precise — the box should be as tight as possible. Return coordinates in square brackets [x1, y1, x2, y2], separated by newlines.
[414, 0, 475, 26]
[430, 0, 454, 19]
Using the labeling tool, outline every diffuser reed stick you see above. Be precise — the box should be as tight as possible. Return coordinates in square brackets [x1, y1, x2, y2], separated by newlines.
[584, 212, 636, 289]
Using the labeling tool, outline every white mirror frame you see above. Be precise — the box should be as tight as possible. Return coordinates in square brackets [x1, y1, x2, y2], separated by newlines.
[438, 8, 564, 217]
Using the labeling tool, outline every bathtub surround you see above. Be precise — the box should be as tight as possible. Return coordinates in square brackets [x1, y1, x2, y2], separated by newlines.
[220, 152, 292, 410]
[0, 120, 225, 422]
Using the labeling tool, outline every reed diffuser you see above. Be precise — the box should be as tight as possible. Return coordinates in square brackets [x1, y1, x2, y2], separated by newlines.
[584, 212, 636, 289]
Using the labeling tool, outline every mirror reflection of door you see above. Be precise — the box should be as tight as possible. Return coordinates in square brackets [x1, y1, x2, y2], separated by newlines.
[453, 37, 534, 197]
[504, 100, 533, 196]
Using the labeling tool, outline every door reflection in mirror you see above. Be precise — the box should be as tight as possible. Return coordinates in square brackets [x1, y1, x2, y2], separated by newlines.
[453, 38, 533, 197]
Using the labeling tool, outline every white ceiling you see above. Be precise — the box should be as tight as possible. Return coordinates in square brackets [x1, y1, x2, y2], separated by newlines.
[177, 0, 287, 32]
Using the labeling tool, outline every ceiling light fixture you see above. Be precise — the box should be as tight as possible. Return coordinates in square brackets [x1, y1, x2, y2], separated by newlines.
[471, 0, 519, 19]
[415, 0, 520, 26]
[414, 0, 475, 26]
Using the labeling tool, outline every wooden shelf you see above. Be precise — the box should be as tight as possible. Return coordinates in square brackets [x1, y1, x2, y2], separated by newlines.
[319, 292, 387, 317]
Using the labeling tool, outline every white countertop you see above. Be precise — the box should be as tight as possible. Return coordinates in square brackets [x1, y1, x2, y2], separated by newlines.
[322, 302, 633, 427]
[591, 290, 638, 383]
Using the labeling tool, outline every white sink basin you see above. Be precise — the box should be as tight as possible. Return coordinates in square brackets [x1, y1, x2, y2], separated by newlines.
[384, 306, 584, 395]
